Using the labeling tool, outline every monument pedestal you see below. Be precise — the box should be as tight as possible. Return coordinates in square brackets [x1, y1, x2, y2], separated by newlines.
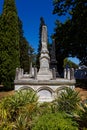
[37, 68, 52, 80]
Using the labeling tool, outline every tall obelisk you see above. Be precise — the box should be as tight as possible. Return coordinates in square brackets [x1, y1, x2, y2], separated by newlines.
[37, 25, 52, 80]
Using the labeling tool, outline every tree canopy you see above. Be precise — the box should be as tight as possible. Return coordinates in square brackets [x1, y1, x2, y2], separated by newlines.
[53, 0, 87, 70]
[0, 0, 20, 90]
[0, 0, 34, 90]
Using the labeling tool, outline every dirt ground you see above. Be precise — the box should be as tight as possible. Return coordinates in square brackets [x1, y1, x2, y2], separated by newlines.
[75, 87, 87, 101]
[0, 91, 14, 99]
[0, 87, 87, 101]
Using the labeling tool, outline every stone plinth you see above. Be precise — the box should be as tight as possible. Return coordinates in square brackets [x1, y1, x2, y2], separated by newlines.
[14, 78, 76, 102]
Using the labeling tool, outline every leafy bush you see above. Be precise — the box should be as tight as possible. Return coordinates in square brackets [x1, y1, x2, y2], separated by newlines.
[53, 87, 81, 113]
[38, 102, 52, 115]
[78, 101, 87, 129]
[0, 90, 38, 129]
[32, 112, 78, 130]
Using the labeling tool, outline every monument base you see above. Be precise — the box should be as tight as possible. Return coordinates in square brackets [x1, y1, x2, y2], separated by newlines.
[37, 68, 52, 80]
[14, 78, 76, 102]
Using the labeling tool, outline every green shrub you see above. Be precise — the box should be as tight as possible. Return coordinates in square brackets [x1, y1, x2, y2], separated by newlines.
[82, 128, 87, 130]
[32, 112, 78, 130]
[78, 101, 87, 129]
[0, 122, 14, 130]
[53, 87, 81, 113]
[0, 90, 38, 124]
[38, 102, 52, 115]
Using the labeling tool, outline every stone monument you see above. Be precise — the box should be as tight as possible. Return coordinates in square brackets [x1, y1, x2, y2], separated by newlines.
[14, 25, 76, 102]
[37, 26, 52, 80]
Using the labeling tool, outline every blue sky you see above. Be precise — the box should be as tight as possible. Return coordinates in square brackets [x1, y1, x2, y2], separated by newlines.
[0, 0, 80, 64]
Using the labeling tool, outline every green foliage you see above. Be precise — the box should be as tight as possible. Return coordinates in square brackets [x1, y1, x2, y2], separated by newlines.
[0, 122, 14, 130]
[38, 102, 52, 115]
[14, 114, 30, 130]
[0, 89, 85, 130]
[79, 101, 87, 129]
[32, 112, 78, 130]
[63, 58, 78, 69]
[0, 0, 20, 90]
[82, 128, 87, 130]
[0, 90, 38, 122]
[53, 0, 87, 67]
[53, 88, 80, 113]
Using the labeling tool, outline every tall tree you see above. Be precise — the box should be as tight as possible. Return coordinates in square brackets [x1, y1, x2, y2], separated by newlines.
[18, 18, 34, 73]
[0, 14, 4, 86]
[53, 0, 87, 69]
[36, 17, 45, 70]
[0, 0, 20, 90]
[52, 20, 72, 74]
